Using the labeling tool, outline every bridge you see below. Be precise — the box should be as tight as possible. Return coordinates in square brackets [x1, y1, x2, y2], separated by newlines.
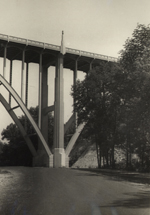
[0, 32, 117, 168]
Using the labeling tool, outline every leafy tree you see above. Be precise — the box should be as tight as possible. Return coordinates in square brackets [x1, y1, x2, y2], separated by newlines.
[71, 24, 150, 171]
[0, 141, 3, 154]
[118, 24, 150, 170]
[71, 62, 123, 168]
[1, 106, 54, 166]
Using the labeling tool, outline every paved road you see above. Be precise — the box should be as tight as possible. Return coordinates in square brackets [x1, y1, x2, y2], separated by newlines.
[0, 167, 149, 215]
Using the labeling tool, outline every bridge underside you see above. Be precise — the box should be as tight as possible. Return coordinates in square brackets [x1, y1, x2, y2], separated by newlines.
[0, 34, 117, 167]
[0, 34, 117, 72]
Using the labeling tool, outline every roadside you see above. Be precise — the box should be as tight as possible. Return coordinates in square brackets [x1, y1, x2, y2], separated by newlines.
[72, 168, 150, 185]
[71, 142, 150, 186]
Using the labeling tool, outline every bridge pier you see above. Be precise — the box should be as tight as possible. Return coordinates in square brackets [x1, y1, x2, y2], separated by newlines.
[53, 53, 65, 167]
[73, 59, 78, 130]
[34, 62, 51, 167]
[3, 44, 7, 78]
[40, 66, 49, 145]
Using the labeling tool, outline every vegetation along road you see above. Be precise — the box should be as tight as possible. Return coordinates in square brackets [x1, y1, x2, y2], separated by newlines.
[0, 167, 149, 215]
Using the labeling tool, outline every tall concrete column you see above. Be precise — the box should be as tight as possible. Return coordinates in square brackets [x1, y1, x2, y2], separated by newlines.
[89, 59, 94, 71]
[74, 59, 78, 129]
[25, 63, 29, 108]
[38, 54, 49, 138]
[35, 62, 51, 167]
[21, 49, 25, 102]
[9, 60, 13, 106]
[41, 67, 53, 167]
[38, 53, 42, 129]
[41, 66, 48, 145]
[53, 53, 65, 167]
[25, 63, 29, 132]
[3, 44, 7, 79]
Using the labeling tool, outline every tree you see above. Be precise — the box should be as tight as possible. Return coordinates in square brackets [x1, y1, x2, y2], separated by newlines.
[71, 62, 123, 168]
[0, 141, 3, 154]
[1, 106, 54, 166]
[118, 24, 150, 171]
[71, 24, 150, 171]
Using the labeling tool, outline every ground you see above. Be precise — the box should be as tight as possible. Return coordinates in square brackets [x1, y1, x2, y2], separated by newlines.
[0, 167, 149, 215]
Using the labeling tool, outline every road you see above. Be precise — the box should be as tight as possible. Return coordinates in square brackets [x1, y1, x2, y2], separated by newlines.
[0, 167, 149, 215]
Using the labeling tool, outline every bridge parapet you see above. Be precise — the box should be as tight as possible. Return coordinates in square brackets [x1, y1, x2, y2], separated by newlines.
[0, 33, 118, 63]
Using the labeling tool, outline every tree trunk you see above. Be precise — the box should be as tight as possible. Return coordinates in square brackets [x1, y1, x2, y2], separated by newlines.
[126, 146, 129, 170]
[112, 109, 117, 169]
[141, 146, 144, 168]
[111, 144, 115, 169]
[126, 134, 130, 170]
[106, 150, 109, 167]
[99, 148, 102, 168]
[110, 153, 112, 166]
[96, 141, 100, 168]
[129, 151, 132, 168]
[103, 155, 105, 167]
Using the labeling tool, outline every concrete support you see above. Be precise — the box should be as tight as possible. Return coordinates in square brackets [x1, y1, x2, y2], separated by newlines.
[54, 148, 65, 167]
[9, 60, 13, 106]
[21, 49, 25, 102]
[38, 62, 49, 145]
[89, 61, 92, 70]
[25, 63, 29, 132]
[38, 53, 42, 129]
[41, 66, 49, 144]
[3, 45, 7, 79]
[31, 52, 52, 167]
[36, 56, 50, 166]
[73, 59, 78, 130]
[25, 63, 29, 108]
[89, 59, 94, 71]
[53, 53, 65, 167]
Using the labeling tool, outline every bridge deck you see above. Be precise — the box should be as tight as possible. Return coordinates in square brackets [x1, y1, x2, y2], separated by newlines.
[0, 33, 117, 72]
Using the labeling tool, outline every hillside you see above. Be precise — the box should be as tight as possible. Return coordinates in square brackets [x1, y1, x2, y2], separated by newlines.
[70, 140, 138, 169]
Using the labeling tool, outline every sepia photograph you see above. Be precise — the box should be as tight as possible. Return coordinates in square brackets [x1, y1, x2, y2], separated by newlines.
[0, 0, 150, 214]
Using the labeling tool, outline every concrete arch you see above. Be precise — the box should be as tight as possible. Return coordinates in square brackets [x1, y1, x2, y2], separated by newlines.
[0, 94, 37, 157]
[65, 122, 85, 157]
[0, 74, 52, 157]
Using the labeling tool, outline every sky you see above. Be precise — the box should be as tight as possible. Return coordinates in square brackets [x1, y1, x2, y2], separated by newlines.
[0, 0, 150, 141]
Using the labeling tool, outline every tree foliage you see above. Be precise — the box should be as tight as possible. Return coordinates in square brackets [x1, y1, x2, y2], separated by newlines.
[0, 106, 54, 166]
[72, 62, 122, 168]
[71, 24, 150, 171]
[118, 24, 150, 170]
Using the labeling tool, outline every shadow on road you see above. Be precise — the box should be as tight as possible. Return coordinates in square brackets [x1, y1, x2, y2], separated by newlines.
[111, 191, 150, 208]
[72, 168, 150, 185]
[100, 191, 150, 209]
[72, 168, 150, 209]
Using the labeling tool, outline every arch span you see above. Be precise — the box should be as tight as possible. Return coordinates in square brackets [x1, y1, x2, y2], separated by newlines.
[0, 94, 37, 157]
[65, 122, 85, 157]
[0, 75, 52, 157]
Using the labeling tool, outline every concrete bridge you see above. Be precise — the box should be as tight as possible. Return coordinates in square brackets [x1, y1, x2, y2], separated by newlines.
[0, 32, 117, 168]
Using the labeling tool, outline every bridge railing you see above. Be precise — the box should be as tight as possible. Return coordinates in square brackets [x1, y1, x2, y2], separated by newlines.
[0, 33, 118, 62]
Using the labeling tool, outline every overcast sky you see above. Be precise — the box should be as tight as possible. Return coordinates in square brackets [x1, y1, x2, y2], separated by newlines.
[0, 0, 150, 141]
